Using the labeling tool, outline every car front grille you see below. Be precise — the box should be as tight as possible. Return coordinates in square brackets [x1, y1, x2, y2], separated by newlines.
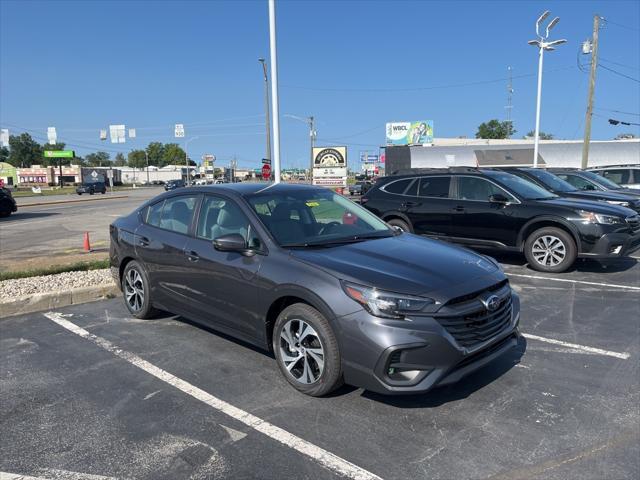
[435, 283, 513, 349]
[626, 215, 640, 232]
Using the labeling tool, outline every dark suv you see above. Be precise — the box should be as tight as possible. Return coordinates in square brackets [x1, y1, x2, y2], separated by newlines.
[164, 179, 185, 191]
[551, 169, 640, 198]
[0, 187, 18, 217]
[499, 167, 640, 214]
[362, 168, 640, 273]
[76, 181, 107, 195]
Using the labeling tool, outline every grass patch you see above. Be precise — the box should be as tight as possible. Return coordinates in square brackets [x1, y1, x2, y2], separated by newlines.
[0, 259, 111, 281]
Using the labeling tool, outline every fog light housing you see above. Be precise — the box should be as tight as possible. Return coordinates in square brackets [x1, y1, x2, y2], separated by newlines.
[609, 245, 622, 254]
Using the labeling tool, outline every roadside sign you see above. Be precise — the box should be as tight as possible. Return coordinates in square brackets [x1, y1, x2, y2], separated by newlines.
[262, 163, 271, 180]
[109, 125, 126, 144]
[262, 158, 271, 165]
[128, 128, 136, 139]
[44, 150, 75, 158]
[91, 170, 98, 179]
[175, 124, 185, 138]
[99, 129, 107, 141]
[0, 129, 8, 147]
[47, 127, 57, 145]
[107, 169, 114, 179]
[359, 152, 378, 163]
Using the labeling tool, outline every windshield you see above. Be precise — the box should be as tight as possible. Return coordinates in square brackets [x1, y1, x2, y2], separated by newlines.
[524, 169, 576, 192]
[485, 171, 558, 200]
[246, 188, 393, 247]
[581, 170, 623, 189]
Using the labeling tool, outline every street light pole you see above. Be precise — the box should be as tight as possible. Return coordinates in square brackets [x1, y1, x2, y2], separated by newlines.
[258, 58, 272, 165]
[528, 11, 566, 168]
[145, 150, 150, 184]
[268, 0, 281, 184]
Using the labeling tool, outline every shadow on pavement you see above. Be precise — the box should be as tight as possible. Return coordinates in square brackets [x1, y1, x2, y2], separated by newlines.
[0, 211, 60, 222]
[485, 250, 638, 274]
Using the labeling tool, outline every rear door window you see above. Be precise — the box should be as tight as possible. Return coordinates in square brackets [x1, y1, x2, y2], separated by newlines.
[383, 178, 413, 194]
[158, 195, 198, 234]
[417, 176, 451, 198]
[601, 169, 630, 184]
[145, 200, 164, 227]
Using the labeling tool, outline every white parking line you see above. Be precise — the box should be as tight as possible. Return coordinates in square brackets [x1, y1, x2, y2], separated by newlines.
[42, 312, 381, 480]
[506, 272, 640, 291]
[0, 471, 115, 480]
[522, 333, 631, 360]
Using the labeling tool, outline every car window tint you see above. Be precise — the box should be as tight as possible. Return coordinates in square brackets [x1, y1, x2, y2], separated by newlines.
[601, 169, 630, 184]
[458, 177, 506, 201]
[145, 200, 164, 227]
[418, 176, 450, 198]
[384, 178, 412, 194]
[159, 195, 198, 234]
[558, 174, 596, 190]
[404, 179, 418, 196]
[200, 196, 261, 249]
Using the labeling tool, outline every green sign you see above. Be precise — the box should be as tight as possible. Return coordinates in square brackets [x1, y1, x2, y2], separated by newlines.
[44, 150, 75, 158]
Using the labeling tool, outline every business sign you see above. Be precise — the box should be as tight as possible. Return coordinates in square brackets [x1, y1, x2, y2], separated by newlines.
[359, 152, 379, 163]
[175, 124, 185, 138]
[109, 124, 126, 144]
[385, 121, 433, 146]
[312, 147, 346, 168]
[313, 177, 348, 187]
[313, 167, 347, 178]
[44, 150, 75, 158]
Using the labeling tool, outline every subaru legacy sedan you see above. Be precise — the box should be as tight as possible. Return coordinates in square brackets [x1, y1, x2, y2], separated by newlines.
[110, 183, 521, 396]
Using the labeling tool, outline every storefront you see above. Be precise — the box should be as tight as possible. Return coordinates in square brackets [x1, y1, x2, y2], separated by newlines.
[0, 162, 18, 186]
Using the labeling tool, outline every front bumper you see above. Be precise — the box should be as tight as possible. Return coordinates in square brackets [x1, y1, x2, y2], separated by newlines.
[336, 291, 521, 394]
[578, 230, 640, 258]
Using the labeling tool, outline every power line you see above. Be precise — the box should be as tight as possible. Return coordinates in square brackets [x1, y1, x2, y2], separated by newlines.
[599, 63, 640, 83]
[600, 57, 640, 71]
[282, 66, 576, 93]
[594, 107, 640, 117]
[603, 18, 640, 32]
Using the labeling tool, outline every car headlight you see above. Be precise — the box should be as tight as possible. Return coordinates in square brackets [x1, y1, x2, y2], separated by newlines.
[578, 210, 623, 225]
[604, 200, 630, 207]
[341, 281, 435, 319]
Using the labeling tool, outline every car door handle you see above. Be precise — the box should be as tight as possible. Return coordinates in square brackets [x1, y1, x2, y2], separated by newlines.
[402, 201, 418, 208]
[138, 236, 150, 247]
[186, 251, 200, 262]
[453, 206, 465, 212]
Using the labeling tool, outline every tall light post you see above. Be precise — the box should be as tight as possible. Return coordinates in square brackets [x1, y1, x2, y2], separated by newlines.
[145, 149, 150, 184]
[528, 11, 566, 168]
[185, 136, 200, 185]
[258, 58, 272, 165]
[268, 0, 281, 184]
[285, 114, 316, 181]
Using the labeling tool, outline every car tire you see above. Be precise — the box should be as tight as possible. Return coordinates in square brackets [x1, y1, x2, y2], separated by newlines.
[524, 227, 577, 273]
[77, 192, 82, 195]
[386, 218, 412, 233]
[0, 204, 11, 217]
[89, 190, 94, 195]
[273, 303, 343, 397]
[122, 260, 158, 319]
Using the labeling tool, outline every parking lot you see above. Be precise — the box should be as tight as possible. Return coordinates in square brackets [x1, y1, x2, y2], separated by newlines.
[1, 254, 638, 480]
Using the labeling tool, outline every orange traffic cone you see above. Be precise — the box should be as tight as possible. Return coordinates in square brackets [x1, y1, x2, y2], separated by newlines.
[83, 232, 92, 252]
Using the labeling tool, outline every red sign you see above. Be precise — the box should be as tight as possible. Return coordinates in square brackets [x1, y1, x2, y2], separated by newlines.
[262, 163, 271, 180]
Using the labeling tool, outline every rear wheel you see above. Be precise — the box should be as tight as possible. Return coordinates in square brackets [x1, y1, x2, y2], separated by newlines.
[273, 303, 342, 397]
[122, 261, 158, 319]
[386, 217, 412, 233]
[524, 227, 577, 273]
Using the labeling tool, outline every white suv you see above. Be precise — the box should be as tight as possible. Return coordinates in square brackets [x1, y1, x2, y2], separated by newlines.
[588, 165, 640, 190]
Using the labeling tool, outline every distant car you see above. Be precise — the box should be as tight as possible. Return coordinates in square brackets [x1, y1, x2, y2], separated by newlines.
[76, 181, 107, 195]
[164, 179, 185, 191]
[348, 181, 372, 196]
[0, 187, 18, 217]
[551, 169, 640, 198]
[587, 165, 640, 190]
[499, 167, 640, 214]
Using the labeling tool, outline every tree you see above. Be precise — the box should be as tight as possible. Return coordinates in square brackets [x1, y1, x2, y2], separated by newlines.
[85, 151, 111, 167]
[113, 152, 127, 166]
[475, 120, 515, 139]
[525, 130, 554, 140]
[0, 146, 8, 164]
[128, 150, 147, 168]
[7, 133, 43, 167]
[146, 142, 165, 166]
[161, 143, 187, 167]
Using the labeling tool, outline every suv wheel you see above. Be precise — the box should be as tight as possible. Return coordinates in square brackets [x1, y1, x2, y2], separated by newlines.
[273, 303, 343, 396]
[524, 227, 577, 273]
[386, 218, 412, 233]
[122, 261, 158, 319]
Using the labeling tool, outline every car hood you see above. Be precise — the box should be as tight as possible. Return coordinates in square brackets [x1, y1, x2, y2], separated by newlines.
[565, 190, 640, 203]
[289, 233, 504, 300]
[533, 197, 637, 217]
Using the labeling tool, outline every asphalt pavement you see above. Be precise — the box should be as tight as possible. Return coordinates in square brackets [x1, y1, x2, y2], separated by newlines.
[1, 257, 638, 480]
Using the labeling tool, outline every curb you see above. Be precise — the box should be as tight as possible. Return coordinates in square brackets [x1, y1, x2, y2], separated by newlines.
[18, 195, 129, 208]
[0, 283, 120, 319]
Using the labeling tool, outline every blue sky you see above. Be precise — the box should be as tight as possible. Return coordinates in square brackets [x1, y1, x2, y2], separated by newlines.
[1, 0, 639, 170]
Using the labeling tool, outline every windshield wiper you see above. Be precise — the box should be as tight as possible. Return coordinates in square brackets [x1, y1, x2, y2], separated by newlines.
[281, 232, 393, 248]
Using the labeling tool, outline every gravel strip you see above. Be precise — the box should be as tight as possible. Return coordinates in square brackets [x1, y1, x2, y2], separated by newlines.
[0, 268, 114, 300]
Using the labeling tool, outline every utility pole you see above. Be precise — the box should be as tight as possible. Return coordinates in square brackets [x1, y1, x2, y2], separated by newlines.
[145, 150, 150, 184]
[309, 116, 315, 182]
[505, 66, 514, 136]
[581, 15, 600, 169]
[258, 58, 272, 164]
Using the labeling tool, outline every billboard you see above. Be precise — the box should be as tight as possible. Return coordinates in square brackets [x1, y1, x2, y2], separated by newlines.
[386, 121, 433, 146]
[312, 147, 347, 187]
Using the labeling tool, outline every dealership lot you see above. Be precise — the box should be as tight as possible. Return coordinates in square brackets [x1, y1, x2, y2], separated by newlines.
[1, 256, 638, 480]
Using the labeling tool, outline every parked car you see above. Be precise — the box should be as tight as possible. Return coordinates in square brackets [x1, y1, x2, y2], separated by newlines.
[76, 181, 107, 195]
[164, 179, 185, 191]
[110, 183, 521, 396]
[349, 181, 372, 196]
[361, 167, 640, 273]
[0, 187, 18, 217]
[551, 169, 640, 197]
[498, 167, 640, 214]
[587, 165, 640, 190]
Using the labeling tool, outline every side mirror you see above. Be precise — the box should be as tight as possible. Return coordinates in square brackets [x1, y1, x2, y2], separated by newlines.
[213, 233, 254, 256]
[489, 193, 509, 204]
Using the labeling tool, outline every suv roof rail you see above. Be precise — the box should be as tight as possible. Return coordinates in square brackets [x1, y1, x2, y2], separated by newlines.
[587, 164, 640, 169]
[391, 166, 481, 175]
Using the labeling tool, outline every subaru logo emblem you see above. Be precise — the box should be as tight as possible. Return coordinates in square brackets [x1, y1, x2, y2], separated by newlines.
[482, 295, 501, 312]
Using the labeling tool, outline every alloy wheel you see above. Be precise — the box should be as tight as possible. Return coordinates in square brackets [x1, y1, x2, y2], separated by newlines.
[531, 235, 566, 267]
[124, 268, 144, 311]
[279, 319, 325, 384]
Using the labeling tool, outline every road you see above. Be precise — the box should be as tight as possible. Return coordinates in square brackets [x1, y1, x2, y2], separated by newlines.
[1, 257, 639, 479]
[0, 188, 163, 271]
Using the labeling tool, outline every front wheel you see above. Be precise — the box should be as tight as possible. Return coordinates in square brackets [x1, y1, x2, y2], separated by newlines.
[273, 303, 343, 397]
[386, 218, 412, 233]
[524, 227, 577, 273]
[122, 260, 158, 319]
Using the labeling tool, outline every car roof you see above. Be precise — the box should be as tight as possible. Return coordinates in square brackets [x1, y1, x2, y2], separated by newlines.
[185, 182, 329, 197]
